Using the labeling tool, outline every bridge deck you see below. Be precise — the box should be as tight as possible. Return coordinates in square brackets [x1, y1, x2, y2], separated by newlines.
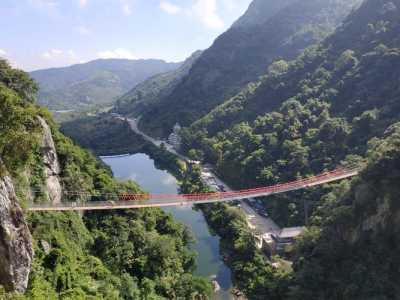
[28, 168, 359, 211]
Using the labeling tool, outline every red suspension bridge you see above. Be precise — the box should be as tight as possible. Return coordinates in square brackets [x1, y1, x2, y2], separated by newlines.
[28, 167, 360, 212]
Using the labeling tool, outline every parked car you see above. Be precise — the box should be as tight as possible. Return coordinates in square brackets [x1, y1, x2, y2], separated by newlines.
[218, 185, 226, 192]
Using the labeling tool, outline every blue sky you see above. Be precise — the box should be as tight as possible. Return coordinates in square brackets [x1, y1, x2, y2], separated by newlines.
[0, 0, 252, 71]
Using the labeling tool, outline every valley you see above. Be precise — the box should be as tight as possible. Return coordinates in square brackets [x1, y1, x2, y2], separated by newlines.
[102, 153, 234, 300]
[1, 0, 400, 299]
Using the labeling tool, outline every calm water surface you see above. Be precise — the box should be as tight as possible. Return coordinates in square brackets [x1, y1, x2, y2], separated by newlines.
[102, 153, 233, 299]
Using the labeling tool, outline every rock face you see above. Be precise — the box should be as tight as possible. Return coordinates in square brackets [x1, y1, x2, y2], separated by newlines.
[38, 117, 62, 204]
[232, 0, 296, 28]
[0, 176, 33, 292]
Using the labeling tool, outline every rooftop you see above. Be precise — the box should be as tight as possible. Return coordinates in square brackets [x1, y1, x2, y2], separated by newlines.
[278, 227, 305, 239]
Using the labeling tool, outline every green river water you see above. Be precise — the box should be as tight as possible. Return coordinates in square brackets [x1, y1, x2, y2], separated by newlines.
[102, 153, 233, 300]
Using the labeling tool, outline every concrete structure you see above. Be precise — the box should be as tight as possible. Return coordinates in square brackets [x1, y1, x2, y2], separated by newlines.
[168, 123, 182, 150]
[258, 227, 305, 256]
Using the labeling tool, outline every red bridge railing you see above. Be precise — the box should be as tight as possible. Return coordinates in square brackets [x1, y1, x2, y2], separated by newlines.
[28, 167, 360, 211]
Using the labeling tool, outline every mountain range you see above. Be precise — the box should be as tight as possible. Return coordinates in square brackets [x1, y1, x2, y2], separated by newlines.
[134, 0, 363, 137]
[6, 0, 400, 299]
[178, 1, 400, 297]
[31, 58, 181, 111]
[113, 50, 202, 117]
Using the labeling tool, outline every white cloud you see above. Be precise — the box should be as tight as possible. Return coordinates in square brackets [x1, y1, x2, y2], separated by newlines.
[97, 48, 138, 60]
[160, 1, 181, 14]
[29, 0, 58, 7]
[29, 0, 60, 17]
[42, 49, 62, 59]
[41, 49, 79, 65]
[76, 25, 91, 35]
[222, 0, 238, 11]
[120, 0, 133, 16]
[161, 176, 177, 186]
[78, 0, 88, 7]
[66, 50, 77, 57]
[0, 50, 21, 69]
[193, 0, 224, 29]
[122, 4, 132, 15]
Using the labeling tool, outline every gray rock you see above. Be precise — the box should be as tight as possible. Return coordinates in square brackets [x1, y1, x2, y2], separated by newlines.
[0, 176, 33, 292]
[40, 240, 51, 255]
[38, 117, 62, 204]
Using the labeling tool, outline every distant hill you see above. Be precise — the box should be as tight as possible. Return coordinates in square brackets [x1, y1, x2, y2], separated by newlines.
[137, 0, 362, 137]
[30, 59, 182, 111]
[113, 51, 202, 117]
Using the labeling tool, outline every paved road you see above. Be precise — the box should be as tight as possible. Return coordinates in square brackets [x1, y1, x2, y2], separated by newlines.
[123, 117, 190, 161]
[239, 201, 280, 234]
[119, 114, 281, 235]
[200, 166, 280, 234]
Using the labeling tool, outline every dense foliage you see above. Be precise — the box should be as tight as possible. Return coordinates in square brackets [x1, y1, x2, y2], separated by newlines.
[0, 60, 40, 176]
[191, 122, 400, 300]
[182, 0, 400, 226]
[85, 209, 212, 299]
[6, 0, 399, 299]
[31, 59, 181, 112]
[288, 123, 400, 299]
[137, 0, 361, 137]
[0, 59, 213, 299]
[60, 114, 188, 179]
[177, 1, 400, 298]
[181, 166, 291, 300]
[113, 51, 202, 117]
[60, 114, 147, 156]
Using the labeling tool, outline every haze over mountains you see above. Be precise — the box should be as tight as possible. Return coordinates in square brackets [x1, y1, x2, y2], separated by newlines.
[2, 0, 400, 299]
[113, 50, 203, 117]
[30, 58, 181, 111]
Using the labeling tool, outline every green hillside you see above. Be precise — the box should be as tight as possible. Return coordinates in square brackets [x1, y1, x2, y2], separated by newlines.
[60, 114, 147, 156]
[288, 124, 400, 299]
[178, 1, 400, 298]
[113, 51, 202, 117]
[31, 59, 181, 112]
[182, 0, 400, 202]
[137, 0, 362, 137]
[0, 59, 211, 299]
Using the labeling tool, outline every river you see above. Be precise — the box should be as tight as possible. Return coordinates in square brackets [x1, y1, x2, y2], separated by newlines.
[102, 153, 234, 300]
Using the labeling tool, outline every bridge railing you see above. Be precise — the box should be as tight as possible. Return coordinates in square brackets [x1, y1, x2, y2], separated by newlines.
[28, 167, 360, 210]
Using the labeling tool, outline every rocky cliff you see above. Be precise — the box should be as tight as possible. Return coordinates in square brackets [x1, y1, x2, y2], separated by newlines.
[0, 176, 33, 292]
[38, 117, 62, 204]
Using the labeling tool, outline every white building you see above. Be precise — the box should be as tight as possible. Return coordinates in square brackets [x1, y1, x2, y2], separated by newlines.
[257, 227, 305, 256]
[168, 123, 182, 149]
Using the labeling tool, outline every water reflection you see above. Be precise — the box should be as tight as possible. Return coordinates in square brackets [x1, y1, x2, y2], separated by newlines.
[102, 154, 233, 299]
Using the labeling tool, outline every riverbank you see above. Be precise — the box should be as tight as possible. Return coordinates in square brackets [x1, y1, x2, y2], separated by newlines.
[102, 153, 234, 299]
[60, 114, 149, 156]
[62, 112, 284, 299]
[181, 167, 291, 299]
[113, 114, 295, 299]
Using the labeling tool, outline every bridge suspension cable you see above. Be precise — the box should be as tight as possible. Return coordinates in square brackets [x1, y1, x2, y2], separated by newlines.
[28, 166, 360, 212]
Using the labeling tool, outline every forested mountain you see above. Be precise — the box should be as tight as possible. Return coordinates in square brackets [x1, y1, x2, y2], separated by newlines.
[182, 0, 400, 193]
[0, 60, 212, 298]
[60, 114, 147, 155]
[188, 124, 400, 300]
[137, 0, 362, 137]
[290, 126, 400, 299]
[179, 0, 400, 298]
[31, 58, 181, 111]
[113, 51, 202, 117]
